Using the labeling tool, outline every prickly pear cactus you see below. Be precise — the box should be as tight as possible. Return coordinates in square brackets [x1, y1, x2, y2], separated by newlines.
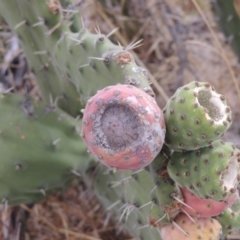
[1, 0, 240, 239]
[167, 140, 240, 200]
[0, 0, 154, 117]
[84, 147, 182, 240]
[0, 93, 91, 206]
[163, 81, 232, 151]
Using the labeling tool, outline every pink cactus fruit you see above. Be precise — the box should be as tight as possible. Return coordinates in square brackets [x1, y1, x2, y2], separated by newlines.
[180, 187, 238, 218]
[160, 212, 222, 240]
[81, 84, 166, 170]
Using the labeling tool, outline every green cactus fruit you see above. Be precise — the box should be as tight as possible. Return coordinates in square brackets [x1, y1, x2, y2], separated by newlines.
[163, 81, 232, 151]
[0, 93, 91, 206]
[167, 140, 240, 201]
[84, 149, 182, 240]
[215, 196, 240, 236]
[180, 187, 238, 218]
[81, 84, 166, 170]
[160, 213, 222, 240]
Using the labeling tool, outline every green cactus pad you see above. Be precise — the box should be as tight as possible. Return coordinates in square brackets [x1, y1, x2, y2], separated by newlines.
[163, 81, 232, 151]
[167, 140, 240, 201]
[0, 0, 154, 117]
[215, 197, 240, 236]
[0, 94, 91, 206]
[84, 149, 182, 240]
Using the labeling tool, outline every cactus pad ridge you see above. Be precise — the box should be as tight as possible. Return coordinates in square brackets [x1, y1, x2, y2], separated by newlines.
[0, 94, 93, 206]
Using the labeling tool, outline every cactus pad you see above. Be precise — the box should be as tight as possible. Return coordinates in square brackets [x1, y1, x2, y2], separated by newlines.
[0, 94, 90, 206]
[82, 148, 182, 240]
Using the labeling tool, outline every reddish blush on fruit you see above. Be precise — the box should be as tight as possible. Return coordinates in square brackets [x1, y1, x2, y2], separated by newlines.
[81, 84, 166, 170]
[180, 187, 238, 218]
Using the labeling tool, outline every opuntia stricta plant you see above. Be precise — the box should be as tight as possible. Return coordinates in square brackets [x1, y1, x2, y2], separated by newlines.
[0, 0, 240, 240]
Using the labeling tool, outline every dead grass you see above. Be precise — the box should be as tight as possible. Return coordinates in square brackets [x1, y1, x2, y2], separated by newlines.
[0, 0, 240, 239]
